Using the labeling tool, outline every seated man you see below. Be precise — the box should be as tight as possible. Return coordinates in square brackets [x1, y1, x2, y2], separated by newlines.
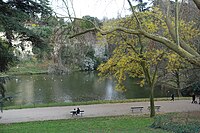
[72, 108, 76, 115]
[76, 107, 80, 115]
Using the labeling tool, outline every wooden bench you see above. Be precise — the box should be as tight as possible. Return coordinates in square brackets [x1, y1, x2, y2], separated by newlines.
[70, 110, 84, 116]
[148, 105, 161, 112]
[131, 106, 144, 113]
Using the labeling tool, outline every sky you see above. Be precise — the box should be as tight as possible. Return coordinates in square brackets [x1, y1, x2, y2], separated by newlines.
[51, 0, 133, 20]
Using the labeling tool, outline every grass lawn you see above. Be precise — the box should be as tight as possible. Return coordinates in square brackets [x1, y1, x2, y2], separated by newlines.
[0, 116, 170, 133]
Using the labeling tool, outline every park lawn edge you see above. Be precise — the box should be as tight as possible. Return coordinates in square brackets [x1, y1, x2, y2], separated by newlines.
[4, 97, 190, 110]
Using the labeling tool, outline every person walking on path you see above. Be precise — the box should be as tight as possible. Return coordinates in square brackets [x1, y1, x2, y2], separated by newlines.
[170, 94, 175, 101]
[191, 94, 196, 103]
[199, 96, 200, 104]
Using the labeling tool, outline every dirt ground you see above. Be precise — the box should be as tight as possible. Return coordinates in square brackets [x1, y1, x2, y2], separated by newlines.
[0, 100, 200, 124]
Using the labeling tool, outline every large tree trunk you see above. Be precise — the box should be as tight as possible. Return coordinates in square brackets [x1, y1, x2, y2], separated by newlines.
[150, 86, 155, 117]
[174, 70, 182, 97]
[141, 61, 156, 117]
[0, 84, 5, 98]
[193, 0, 200, 10]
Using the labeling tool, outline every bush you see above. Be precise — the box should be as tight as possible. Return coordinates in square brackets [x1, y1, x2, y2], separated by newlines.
[151, 112, 200, 133]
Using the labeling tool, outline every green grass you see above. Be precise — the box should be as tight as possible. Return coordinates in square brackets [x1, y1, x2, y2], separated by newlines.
[0, 116, 170, 133]
[4, 97, 190, 110]
[7, 66, 47, 75]
[6, 60, 48, 75]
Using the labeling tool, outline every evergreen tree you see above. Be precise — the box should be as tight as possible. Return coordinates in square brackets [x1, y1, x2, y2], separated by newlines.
[0, 0, 52, 72]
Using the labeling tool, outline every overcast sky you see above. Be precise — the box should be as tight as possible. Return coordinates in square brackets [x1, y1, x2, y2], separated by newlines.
[51, 0, 133, 20]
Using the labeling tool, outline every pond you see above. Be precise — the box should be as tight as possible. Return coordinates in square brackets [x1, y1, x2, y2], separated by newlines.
[4, 71, 170, 106]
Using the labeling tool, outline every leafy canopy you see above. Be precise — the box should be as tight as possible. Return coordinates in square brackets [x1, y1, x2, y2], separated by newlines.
[97, 7, 199, 91]
[97, 7, 166, 90]
[0, 0, 52, 71]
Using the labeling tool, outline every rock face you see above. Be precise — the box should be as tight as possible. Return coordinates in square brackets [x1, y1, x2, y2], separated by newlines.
[0, 32, 107, 74]
[0, 32, 33, 59]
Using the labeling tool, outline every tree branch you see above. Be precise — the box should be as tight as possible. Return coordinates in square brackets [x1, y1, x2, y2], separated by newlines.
[69, 25, 200, 66]
[69, 28, 97, 38]
[175, 0, 180, 47]
[127, 0, 142, 29]
[162, 0, 200, 57]
[193, 0, 200, 10]
[62, 0, 73, 23]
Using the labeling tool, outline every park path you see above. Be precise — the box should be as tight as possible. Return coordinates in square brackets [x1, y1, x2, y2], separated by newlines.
[0, 100, 200, 124]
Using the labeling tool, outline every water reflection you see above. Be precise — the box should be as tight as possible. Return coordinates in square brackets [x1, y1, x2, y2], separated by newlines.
[4, 72, 169, 106]
[105, 79, 113, 100]
[104, 79, 124, 100]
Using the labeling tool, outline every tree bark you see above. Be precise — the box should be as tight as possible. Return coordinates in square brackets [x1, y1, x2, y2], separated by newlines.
[175, 70, 182, 97]
[165, 17, 199, 57]
[175, 0, 180, 47]
[193, 0, 200, 10]
[150, 87, 155, 117]
[161, 0, 200, 57]
[141, 61, 156, 117]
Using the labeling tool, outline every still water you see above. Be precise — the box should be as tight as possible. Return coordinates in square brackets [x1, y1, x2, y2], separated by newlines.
[5, 72, 169, 106]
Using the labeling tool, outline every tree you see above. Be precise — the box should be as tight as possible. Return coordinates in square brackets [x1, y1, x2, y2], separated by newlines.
[132, 0, 150, 12]
[163, 53, 190, 97]
[0, 39, 17, 72]
[156, 0, 200, 95]
[70, 0, 200, 67]
[50, 19, 72, 74]
[69, 0, 200, 117]
[0, 0, 52, 71]
[48, 14, 101, 73]
[0, 0, 52, 112]
[0, 75, 12, 113]
[80, 15, 101, 30]
[97, 6, 171, 117]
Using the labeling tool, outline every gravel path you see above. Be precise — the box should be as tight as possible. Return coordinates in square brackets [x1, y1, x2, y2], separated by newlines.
[0, 100, 200, 124]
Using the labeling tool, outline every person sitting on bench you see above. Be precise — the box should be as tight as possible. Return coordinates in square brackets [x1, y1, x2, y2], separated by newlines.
[76, 107, 80, 115]
[72, 108, 76, 115]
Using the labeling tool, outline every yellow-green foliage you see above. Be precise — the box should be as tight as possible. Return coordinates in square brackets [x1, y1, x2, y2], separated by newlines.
[165, 52, 192, 73]
[97, 7, 199, 91]
[98, 9, 166, 91]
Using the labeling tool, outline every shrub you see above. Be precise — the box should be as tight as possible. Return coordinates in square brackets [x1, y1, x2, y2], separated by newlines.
[151, 112, 200, 133]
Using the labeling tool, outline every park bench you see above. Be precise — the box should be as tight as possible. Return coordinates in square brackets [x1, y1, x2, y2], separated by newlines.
[148, 105, 161, 112]
[70, 110, 84, 117]
[131, 106, 144, 113]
